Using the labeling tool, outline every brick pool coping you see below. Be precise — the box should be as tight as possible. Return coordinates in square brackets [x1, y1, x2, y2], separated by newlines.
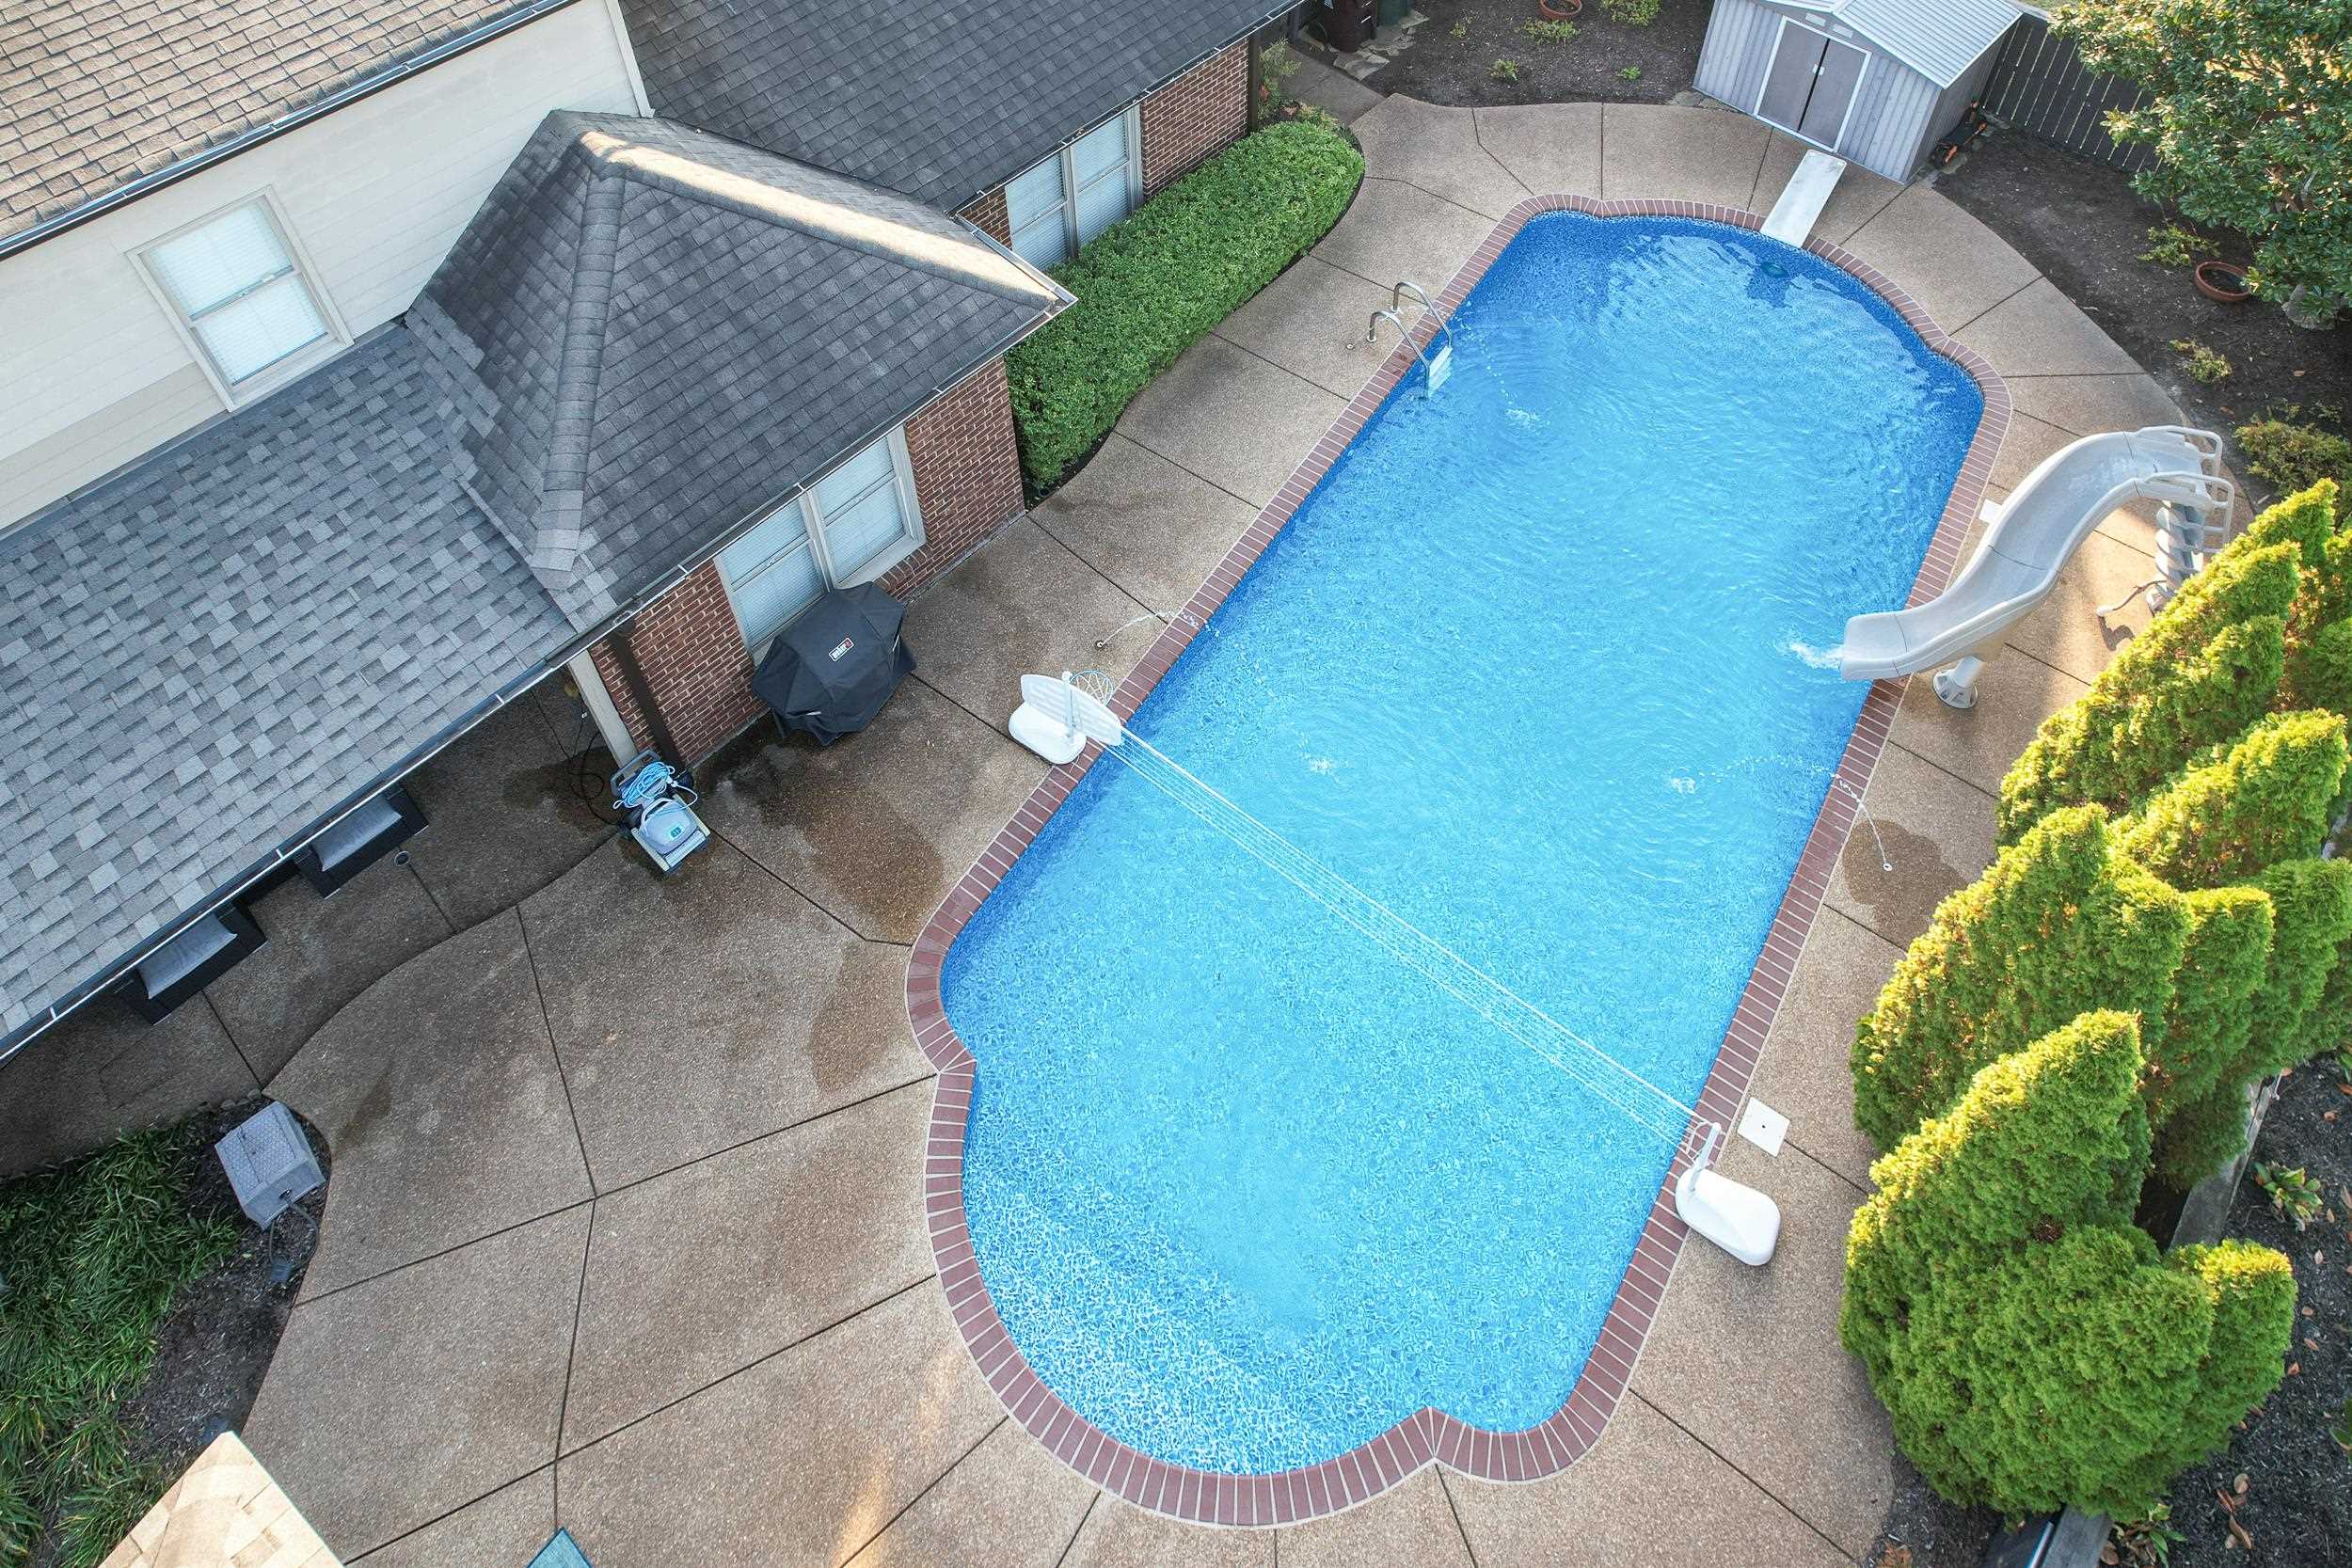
[904, 194, 2011, 1525]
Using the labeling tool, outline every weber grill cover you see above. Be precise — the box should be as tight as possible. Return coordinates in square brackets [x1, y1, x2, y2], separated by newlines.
[750, 584, 916, 744]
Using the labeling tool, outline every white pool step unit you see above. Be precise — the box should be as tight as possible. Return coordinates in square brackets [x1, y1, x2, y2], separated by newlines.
[1762, 150, 1847, 245]
[1838, 425, 2233, 707]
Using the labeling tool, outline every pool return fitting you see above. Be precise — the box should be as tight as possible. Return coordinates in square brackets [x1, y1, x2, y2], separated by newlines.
[1007, 670, 1784, 1267]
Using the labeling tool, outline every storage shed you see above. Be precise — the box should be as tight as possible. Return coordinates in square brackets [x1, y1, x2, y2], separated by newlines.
[1695, 0, 2023, 183]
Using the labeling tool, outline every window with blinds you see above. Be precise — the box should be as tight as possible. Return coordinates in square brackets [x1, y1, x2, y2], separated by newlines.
[720, 430, 926, 648]
[143, 200, 334, 389]
[1003, 110, 1141, 272]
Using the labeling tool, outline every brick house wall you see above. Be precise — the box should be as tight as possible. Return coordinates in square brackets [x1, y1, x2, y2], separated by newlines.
[956, 41, 1252, 245]
[1140, 41, 1249, 195]
[589, 560, 762, 766]
[591, 358, 1025, 763]
[880, 357, 1025, 600]
[959, 186, 1011, 246]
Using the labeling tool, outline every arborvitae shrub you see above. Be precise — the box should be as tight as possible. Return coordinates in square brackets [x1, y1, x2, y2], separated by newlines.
[2155, 858, 2352, 1183]
[2117, 710, 2349, 888]
[1997, 542, 2301, 842]
[1852, 808, 2189, 1150]
[1841, 1011, 2150, 1386]
[2153, 1080, 2259, 1190]
[2150, 886, 2273, 1126]
[1884, 1227, 2292, 1518]
[2244, 858, 2352, 1072]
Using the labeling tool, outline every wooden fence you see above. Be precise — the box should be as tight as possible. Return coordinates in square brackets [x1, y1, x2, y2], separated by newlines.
[1979, 12, 2155, 174]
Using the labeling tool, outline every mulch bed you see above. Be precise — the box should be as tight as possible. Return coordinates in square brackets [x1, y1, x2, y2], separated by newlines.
[1934, 132, 2352, 508]
[2162, 1062, 2351, 1568]
[109, 1101, 323, 1514]
[1361, 0, 1708, 107]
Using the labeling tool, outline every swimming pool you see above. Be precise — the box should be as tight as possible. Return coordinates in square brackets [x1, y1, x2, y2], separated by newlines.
[916, 201, 1994, 1512]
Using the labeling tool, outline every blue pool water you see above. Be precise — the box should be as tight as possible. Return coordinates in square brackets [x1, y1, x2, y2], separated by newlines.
[940, 214, 1979, 1472]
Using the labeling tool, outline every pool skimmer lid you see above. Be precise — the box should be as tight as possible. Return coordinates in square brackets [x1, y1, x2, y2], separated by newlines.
[1737, 1099, 1789, 1157]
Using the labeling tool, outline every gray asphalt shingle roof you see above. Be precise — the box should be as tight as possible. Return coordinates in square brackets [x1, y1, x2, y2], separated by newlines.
[0, 0, 551, 242]
[0, 326, 570, 1039]
[414, 112, 1063, 628]
[2, 111, 1063, 1048]
[613, 0, 1284, 211]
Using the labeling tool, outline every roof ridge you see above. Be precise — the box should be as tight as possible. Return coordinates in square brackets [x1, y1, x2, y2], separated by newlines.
[530, 162, 624, 581]
[571, 123, 1058, 309]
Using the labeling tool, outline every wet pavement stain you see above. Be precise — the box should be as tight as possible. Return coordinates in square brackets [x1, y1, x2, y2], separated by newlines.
[1837, 817, 1972, 943]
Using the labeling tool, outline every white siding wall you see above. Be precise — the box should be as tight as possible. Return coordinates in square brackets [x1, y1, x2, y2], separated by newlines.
[0, 1, 642, 531]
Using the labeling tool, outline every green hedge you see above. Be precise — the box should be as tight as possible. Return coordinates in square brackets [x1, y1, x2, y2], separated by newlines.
[1006, 122, 1364, 492]
[1851, 807, 2189, 1150]
[1845, 1011, 2295, 1519]
[2150, 885, 2273, 1129]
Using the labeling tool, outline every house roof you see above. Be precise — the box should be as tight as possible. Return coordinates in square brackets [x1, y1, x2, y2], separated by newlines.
[414, 112, 1064, 629]
[613, 0, 1285, 212]
[0, 112, 1064, 1052]
[1820, 0, 2021, 88]
[0, 0, 560, 244]
[0, 325, 570, 1043]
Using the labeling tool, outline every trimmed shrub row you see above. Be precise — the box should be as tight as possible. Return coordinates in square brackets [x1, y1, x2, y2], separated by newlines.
[1005, 121, 1364, 493]
[1844, 1012, 2296, 1519]
[1845, 483, 2347, 1520]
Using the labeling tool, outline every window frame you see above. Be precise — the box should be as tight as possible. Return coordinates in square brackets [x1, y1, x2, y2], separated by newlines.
[1003, 105, 1144, 271]
[132, 191, 348, 406]
[718, 426, 927, 655]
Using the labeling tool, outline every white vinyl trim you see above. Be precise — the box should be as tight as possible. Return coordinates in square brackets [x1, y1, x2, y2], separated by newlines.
[130, 190, 350, 407]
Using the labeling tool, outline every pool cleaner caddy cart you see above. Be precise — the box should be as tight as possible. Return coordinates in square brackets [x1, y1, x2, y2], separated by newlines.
[1009, 670, 1784, 1266]
[612, 751, 708, 873]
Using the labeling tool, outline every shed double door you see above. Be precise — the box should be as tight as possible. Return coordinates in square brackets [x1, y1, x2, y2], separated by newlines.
[1756, 23, 1867, 150]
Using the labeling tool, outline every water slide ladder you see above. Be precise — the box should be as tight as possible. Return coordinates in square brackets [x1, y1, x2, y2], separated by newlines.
[1005, 671, 1783, 1266]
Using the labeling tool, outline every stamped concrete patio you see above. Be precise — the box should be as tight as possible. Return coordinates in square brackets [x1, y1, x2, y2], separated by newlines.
[240, 98, 2203, 1566]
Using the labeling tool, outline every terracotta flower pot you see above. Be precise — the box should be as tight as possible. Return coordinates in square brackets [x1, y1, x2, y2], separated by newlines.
[1539, 0, 1581, 17]
[2194, 261, 2252, 303]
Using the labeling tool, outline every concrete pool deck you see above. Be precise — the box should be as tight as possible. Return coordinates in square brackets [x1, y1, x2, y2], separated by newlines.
[239, 97, 2200, 1566]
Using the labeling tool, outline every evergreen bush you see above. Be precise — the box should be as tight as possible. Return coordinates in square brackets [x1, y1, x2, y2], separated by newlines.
[1851, 807, 2188, 1150]
[2148, 886, 2273, 1127]
[1885, 1227, 2291, 1518]
[1841, 1011, 2150, 1386]
[2116, 710, 2349, 888]
[1996, 544, 2301, 841]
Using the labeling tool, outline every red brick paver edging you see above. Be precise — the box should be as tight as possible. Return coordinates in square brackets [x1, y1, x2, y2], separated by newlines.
[904, 195, 2010, 1526]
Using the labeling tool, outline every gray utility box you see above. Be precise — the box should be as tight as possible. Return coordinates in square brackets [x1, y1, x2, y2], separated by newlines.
[215, 1101, 323, 1227]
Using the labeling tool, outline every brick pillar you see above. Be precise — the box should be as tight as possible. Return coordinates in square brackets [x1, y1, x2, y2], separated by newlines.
[588, 560, 765, 765]
[1140, 41, 1250, 196]
[881, 357, 1026, 598]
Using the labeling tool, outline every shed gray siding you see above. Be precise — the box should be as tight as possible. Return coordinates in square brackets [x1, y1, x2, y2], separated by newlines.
[1695, 0, 1960, 184]
[1906, 46, 2003, 177]
[1695, 0, 1778, 113]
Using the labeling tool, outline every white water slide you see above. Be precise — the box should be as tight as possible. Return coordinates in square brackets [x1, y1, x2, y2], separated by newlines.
[1839, 426, 2234, 707]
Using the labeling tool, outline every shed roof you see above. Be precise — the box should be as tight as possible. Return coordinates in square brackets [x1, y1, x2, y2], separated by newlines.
[613, 0, 1286, 212]
[1817, 0, 2023, 88]
[415, 112, 1065, 629]
[0, 0, 559, 244]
